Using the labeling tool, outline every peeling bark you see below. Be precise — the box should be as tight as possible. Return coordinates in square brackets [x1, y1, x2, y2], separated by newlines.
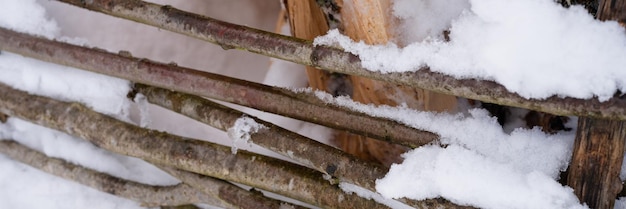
[50, 0, 626, 120]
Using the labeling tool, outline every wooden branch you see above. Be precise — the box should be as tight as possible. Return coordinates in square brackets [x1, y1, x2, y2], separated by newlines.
[158, 167, 306, 209]
[53, 0, 626, 120]
[133, 84, 386, 191]
[0, 140, 213, 208]
[0, 83, 389, 209]
[0, 27, 436, 149]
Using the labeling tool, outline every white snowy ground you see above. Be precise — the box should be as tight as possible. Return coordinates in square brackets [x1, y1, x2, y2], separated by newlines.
[1, 0, 626, 209]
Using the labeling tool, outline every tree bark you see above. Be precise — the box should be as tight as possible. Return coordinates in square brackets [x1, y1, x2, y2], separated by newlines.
[133, 84, 387, 191]
[48, 0, 626, 120]
[0, 82, 389, 209]
[0, 27, 437, 149]
[0, 140, 216, 207]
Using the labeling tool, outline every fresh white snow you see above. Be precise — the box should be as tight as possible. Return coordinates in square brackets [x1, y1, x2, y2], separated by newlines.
[1, 0, 626, 208]
[315, 0, 626, 102]
[312, 89, 586, 208]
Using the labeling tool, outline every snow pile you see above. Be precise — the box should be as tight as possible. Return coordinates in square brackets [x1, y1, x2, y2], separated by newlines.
[393, 0, 469, 42]
[315, 0, 626, 101]
[228, 116, 267, 154]
[312, 90, 585, 208]
[0, 0, 131, 117]
[0, 0, 168, 208]
[0, 0, 59, 39]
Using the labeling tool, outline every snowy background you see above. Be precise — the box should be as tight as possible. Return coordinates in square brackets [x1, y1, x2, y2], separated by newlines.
[1, 0, 626, 208]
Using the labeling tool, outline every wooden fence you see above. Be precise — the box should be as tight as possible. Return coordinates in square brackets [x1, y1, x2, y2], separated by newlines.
[0, 0, 624, 208]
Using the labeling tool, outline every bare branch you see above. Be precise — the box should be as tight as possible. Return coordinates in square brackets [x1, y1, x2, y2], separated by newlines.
[0, 140, 212, 207]
[134, 83, 387, 191]
[0, 83, 390, 209]
[159, 166, 307, 209]
[53, 0, 626, 120]
[0, 27, 436, 149]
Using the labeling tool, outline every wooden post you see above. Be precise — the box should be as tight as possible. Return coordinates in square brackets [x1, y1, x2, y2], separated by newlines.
[566, 2, 626, 208]
[567, 118, 625, 209]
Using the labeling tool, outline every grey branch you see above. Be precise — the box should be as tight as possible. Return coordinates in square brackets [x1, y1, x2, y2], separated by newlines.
[0, 83, 389, 209]
[54, 0, 626, 120]
[0, 27, 437, 149]
[158, 166, 307, 209]
[133, 83, 387, 191]
[0, 140, 211, 207]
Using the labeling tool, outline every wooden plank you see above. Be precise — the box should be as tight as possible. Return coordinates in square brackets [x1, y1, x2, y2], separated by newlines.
[566, 1, 626, 208]
[283, 0, 333, 91]
[334, 0, 458, 166]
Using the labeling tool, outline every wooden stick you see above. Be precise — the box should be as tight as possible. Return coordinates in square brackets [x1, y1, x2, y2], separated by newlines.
[51, 0, 626, 120]
[133, 84, 387, 191]
[0, 140, 215, 208]
[0, 82, 389, 209]
[0, 27, 437, 149]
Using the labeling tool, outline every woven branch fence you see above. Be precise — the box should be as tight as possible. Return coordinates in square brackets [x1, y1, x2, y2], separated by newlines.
[0, 0, 625, 208]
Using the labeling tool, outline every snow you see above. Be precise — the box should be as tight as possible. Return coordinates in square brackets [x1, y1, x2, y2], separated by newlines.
[339, 182, 413, 209]
[312, 90, 585, 209]
[315, 0, 626, 102]
[227, 116, 267, 154]
[2, 0, 626, 208]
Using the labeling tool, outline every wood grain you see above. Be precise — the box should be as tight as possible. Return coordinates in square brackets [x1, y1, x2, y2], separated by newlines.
[335, 0, 457, 166]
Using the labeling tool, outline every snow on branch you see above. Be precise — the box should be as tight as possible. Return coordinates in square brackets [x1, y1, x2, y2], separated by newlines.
[0, 83, 391, 209]
[0, 26, 436, 149]
[0, 140, 210, 207]
[54, 0, 626, 120]
[133, 84, 387, 192]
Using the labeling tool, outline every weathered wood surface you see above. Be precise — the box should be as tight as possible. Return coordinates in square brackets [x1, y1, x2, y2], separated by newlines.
[333, 0, 458, 166]
[566, 1, 626, 208]
[284, 0, 334, 92]
[567, 118, 626, 209]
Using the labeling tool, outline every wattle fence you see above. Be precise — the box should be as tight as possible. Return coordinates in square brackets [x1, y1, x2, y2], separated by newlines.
[0, 0, 624, 208]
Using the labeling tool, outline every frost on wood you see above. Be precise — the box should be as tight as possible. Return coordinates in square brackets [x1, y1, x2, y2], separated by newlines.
[228, 116, 267, 154]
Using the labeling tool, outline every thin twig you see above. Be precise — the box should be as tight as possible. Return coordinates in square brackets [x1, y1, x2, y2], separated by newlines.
[0, 83, 390, 209]
[0, 140, 212, 208]
[54, 0, 626, 120]
[0, 27, 437, 148]
[133, 83, 387, 191]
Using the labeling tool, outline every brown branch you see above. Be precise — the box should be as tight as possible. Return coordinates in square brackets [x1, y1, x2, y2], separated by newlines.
[0, 83, 390, 209]
[158, 166, 307, 209]
[54, 0, 626, 120]
[133, 83, 387, 191]
[0, 140, 212, 208]
[0, 27, 436, 149]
